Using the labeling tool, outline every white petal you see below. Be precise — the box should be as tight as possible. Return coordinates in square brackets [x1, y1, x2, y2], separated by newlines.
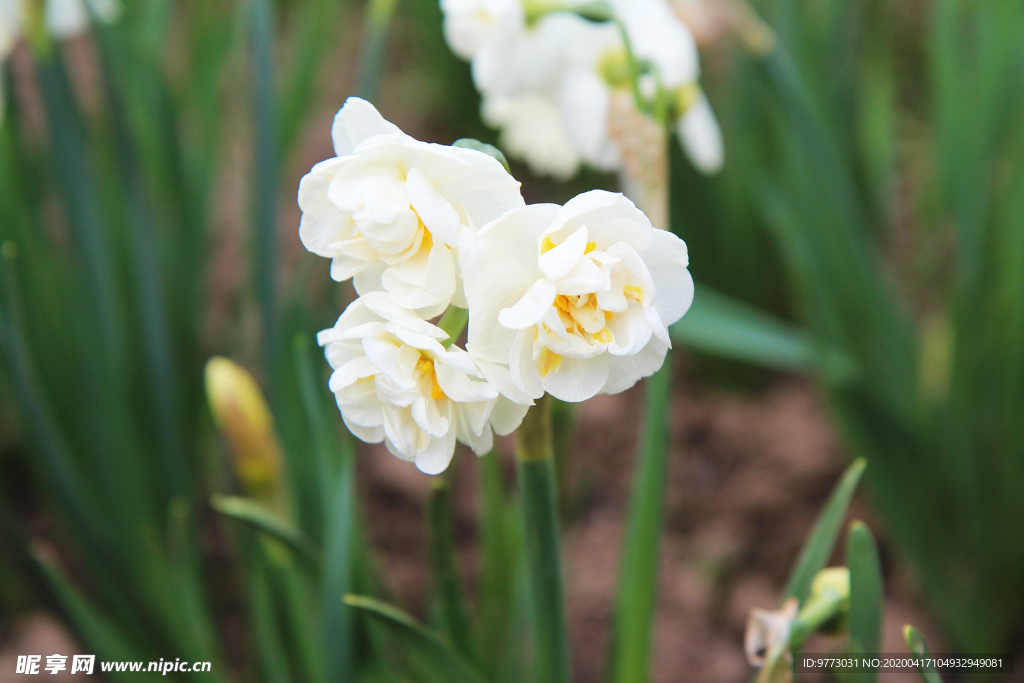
[641, 229, 694, 326]
[603, 337, 668, 394]
[606, 306, 653, 357]
[538, 224, 588, 282]
[676, 92, 724, 175]
[327, 356, 379, 392]
[510, 329, 544, 399]
[474, 359, 535, 406]
[331, 97, 404, 156]
[407, 167, 461, 247]
[381, 243, 457, 314]
[541, 355, 610, 402]
[435, 360, 498, 403]
[362, 337, 420, 389]
[551, 191, 653, 252]
[488, 396, 530, 436]
[498, 279, 557, 330]
[464, 204, 558, 362]
[414, 426, 458, 475]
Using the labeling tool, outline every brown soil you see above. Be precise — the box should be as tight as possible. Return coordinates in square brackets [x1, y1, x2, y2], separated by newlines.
[355, 366, 945, 683]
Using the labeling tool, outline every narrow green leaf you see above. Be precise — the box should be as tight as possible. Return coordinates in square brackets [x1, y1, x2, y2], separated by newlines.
[672, 285, 855, 380]
[250, 0, 279, 379]
[783, 458, 866, 604]
[846, 520, 883, 681]
[903, 625, 944, 683]
[30, 550, 154, 683]
[321, 453, 356, 683]
[427, 478, 477, 663]
[344, 595, 487, 683]
[609, 357, 672, 683]
[250, 561, 291, 683]
[210, 494, 318, 565]
[355, 0, 399, 99]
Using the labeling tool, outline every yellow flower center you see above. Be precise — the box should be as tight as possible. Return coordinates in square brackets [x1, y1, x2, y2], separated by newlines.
[416, 356, 447, 400]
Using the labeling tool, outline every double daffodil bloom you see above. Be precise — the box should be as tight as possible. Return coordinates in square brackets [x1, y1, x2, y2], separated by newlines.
[464, 190, 693, 402]
[318, 293, 531, 474]
[298, 97, 524, 317]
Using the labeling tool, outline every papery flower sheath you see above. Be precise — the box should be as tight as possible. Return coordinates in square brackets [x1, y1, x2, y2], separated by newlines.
[318, 293, 531, 474]
[464, 190, 693, 402]
[298, 97, 525, 317]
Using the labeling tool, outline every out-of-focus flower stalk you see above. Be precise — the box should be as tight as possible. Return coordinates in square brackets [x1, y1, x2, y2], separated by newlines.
[204, 357, 287, 514]
[516, 395, 571, 683]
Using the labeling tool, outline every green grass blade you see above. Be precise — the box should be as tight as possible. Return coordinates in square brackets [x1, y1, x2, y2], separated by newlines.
[211, 494, 318, 565]
[29, 551, 158, 682]
[321, 448, 357, 683]
[250, 0, 279, 378]
[427, 477, 477, 664]
[516, 398, 571, 683]
[846, 520, 883, 680]
[356, 0, 399, 99]
[477, 450, 526, 682]
[608, 357, 672, 683]
[783, 458, 866, 604]
[903, 626, 943, 683]
[344, 595, 487, 683]
[672, 285, 854, 377]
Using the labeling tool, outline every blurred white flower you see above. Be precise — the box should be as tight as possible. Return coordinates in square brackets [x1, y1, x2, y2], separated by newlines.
[298, 97, 524, 317]
[317, 293, 531, 474]
[674, 88, 724, 174]
[0, 0, 118, 120]
[440, 0, 521, 61]
[438, 0, 723, 177]
[482, 92, 582, 180]
[463, 190, 693, 402]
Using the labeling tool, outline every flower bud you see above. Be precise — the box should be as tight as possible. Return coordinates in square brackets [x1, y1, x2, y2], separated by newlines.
[204, 357, 284, 510]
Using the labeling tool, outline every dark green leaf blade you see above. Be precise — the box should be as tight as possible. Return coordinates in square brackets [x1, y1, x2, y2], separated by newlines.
[784, 458, 867, 604]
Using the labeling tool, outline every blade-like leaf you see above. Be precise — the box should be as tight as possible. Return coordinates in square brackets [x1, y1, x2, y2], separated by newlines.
[903, 625, 944, 683]
[344, 594, 487, 683]
[784, 458, 867, 604]
[210, 494, 318, 564]
[846, 520, 883, 681]
[427, 478, 477, 663]
[672, 285, 854, 379]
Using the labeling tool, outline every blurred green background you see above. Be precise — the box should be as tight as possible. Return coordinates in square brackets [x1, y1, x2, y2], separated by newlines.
[1, 0, 1023, 680]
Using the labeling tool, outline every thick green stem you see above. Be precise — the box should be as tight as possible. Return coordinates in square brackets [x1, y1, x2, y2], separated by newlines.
[516, 396, 570, 683]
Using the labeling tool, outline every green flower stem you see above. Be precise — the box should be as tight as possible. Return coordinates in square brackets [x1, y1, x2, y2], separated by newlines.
[789, 588, 846, 647]
[438, 306, 469, 348]
[516, 396, 571, 683]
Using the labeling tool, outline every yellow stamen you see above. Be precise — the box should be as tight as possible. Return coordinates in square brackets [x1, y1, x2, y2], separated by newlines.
[539, 348, 562, 378]
[417, 357, 447, 400]
[594, 327, 613, 345]
[624, 284, 644, 303]
[584, 241, 597, 254]
[541, 235, 557, 254]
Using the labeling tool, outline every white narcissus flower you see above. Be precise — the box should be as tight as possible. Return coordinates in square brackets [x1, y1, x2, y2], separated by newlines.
[482, 92, 582, 180]
[439, 0, 520, 62]
[1, 0, 119, 121]
[318, 293, 531, 475]
[464, 190, 693, 402]
[298, 97, 525, 318]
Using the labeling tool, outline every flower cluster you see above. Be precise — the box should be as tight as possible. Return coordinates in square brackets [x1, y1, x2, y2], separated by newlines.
[439, 0, 723, 179]
[301, 99, 693, 473]
[1, 0, 119, 118]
